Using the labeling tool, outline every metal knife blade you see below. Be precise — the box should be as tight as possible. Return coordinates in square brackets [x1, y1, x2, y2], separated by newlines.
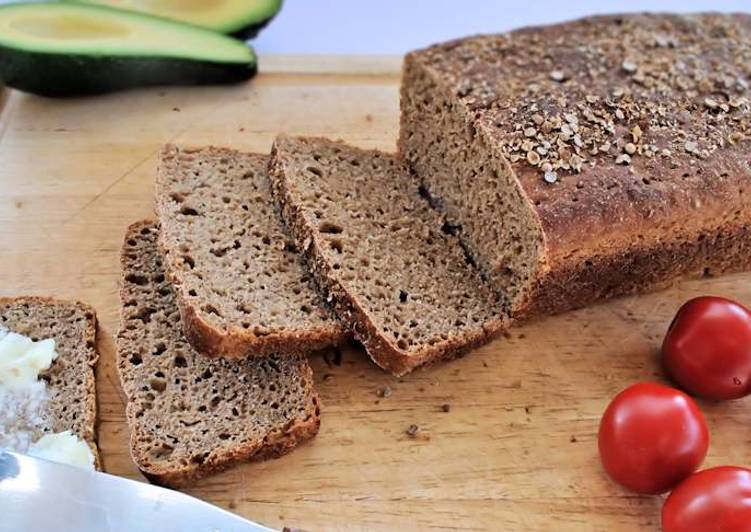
[0, 451, 275, 532]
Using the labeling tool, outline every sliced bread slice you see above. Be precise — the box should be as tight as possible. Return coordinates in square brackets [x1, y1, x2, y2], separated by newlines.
[269, 136, 508, 376]
[155, 144, 348, 359]
[117, 220, 321, 488]
[0, 296, 100, 466]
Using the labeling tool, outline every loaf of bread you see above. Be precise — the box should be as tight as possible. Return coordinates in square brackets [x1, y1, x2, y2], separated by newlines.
[155, 145, 348, 359]
[117, 221, 321, 487]
[400, 13, 751, 317]
[269, 135, 507, 376]
[0, 297, 100, 466]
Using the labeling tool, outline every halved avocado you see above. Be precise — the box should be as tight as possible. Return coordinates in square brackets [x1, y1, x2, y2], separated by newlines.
[66, 0, 283, 39]
[0, 3, 257, 96]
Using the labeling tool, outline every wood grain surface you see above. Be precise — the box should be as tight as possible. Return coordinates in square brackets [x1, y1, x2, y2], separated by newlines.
[0, 55, 749, 531]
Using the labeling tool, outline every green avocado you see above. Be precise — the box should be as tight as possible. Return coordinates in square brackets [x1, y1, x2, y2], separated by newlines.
[0, 3, 257, 97]
[65, 0, 283, 39]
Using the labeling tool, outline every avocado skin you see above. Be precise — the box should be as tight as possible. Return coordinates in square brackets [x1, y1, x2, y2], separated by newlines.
[230, 12, 280, 40]
[0, 47, 257, 97]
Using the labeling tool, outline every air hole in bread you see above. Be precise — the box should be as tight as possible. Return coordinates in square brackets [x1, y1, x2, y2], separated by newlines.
[125, 273, 149, 286]
[129, 353, 143, 365]
[150, 378, 166, 392]
[134, 307, 155, 324]
[329, 239, 343, 253]
[180, 206, 199, 216]
[202, 304, 222, 318]
[440, 222, 460, 235]
[399, 290, 408, 303]
[307, 166, 323, 177]
[182, 255, 195, 269]
[319, 222, 343, 234]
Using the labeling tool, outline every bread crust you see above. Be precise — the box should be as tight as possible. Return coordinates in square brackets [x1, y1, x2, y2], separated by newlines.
[156, 144, 350, 360]
[400, 13, 751, 317]
[268, 137, 507, 377]
[174, 290, 348, 359]
[0, 296, 100, 469]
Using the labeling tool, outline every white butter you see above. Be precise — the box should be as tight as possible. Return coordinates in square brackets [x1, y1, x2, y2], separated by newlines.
[0, 329, 93, 471]
[0, 329, 58, 390]
[28, 431, 95, 471]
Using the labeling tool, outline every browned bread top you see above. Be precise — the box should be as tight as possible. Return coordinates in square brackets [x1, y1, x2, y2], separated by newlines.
[269, 135, 507, 376]
[407, 13, 751, 261]
[155, 144, 348, 359]
[117, 221, 320, 488]
[0, 296, 99, 466]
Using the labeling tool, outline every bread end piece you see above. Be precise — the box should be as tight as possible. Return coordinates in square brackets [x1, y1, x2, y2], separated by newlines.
[0, 296, 100, 468]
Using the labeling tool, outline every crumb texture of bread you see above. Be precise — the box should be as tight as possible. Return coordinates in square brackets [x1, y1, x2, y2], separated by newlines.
[156, 144, 348, 359]
[117, 221, 320, 488]
[400, 13, 751, 317]
[269, 136, 507, 376]
[0, 296, 99, 465]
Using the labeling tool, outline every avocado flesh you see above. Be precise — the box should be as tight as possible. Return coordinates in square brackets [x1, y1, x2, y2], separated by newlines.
[0, 3, 256, 96]
[66, 0, 283, 38]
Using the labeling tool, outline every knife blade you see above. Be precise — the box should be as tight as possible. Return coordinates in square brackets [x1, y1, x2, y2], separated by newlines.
[0, 450, 276, 532]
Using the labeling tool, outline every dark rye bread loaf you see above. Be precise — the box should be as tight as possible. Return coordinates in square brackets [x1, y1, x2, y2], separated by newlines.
[400, 13, 751, 318]
[156, 144, 347, 359]
[0, 297, 100, 467]
[269, 135, 507, 376]
[117, 221, 321, 488]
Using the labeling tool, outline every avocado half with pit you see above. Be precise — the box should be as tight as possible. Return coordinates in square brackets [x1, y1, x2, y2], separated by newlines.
[0, 3, 257, 97]
[66, 0, 283, 39]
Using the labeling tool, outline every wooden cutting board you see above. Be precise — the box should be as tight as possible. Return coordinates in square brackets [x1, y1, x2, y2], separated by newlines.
[1, 55, 749, 532]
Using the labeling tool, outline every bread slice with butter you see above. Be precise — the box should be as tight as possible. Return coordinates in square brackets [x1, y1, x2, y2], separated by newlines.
[0, 297, 100, 468]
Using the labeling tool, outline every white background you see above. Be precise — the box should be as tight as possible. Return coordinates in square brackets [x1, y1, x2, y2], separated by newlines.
[253, 0, 750, 53]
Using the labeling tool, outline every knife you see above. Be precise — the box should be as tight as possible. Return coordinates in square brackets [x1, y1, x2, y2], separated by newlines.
[0, 450, 276, 532]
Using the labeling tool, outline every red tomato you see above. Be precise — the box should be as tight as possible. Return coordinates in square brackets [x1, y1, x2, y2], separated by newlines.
[662, 466, 751, 532]
[662, 296, 751, 400]
[598, 382, 708, 494]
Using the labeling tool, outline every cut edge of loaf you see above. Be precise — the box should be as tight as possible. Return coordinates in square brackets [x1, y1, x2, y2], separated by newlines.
[399, 52, 547, 319]
[156, 143, 350, 360]
[117, 220, 321, 488]
[0, 295, 100, 469]
[268, 135, 508, 377]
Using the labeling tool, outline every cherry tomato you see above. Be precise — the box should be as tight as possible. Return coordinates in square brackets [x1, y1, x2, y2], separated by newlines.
[662, 466, 751, 532]
[598, 382, 708, 494]
[663, 296, 751, 400]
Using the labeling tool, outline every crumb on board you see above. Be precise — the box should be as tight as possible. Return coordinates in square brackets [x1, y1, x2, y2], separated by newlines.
[377, 385, 392, 398]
